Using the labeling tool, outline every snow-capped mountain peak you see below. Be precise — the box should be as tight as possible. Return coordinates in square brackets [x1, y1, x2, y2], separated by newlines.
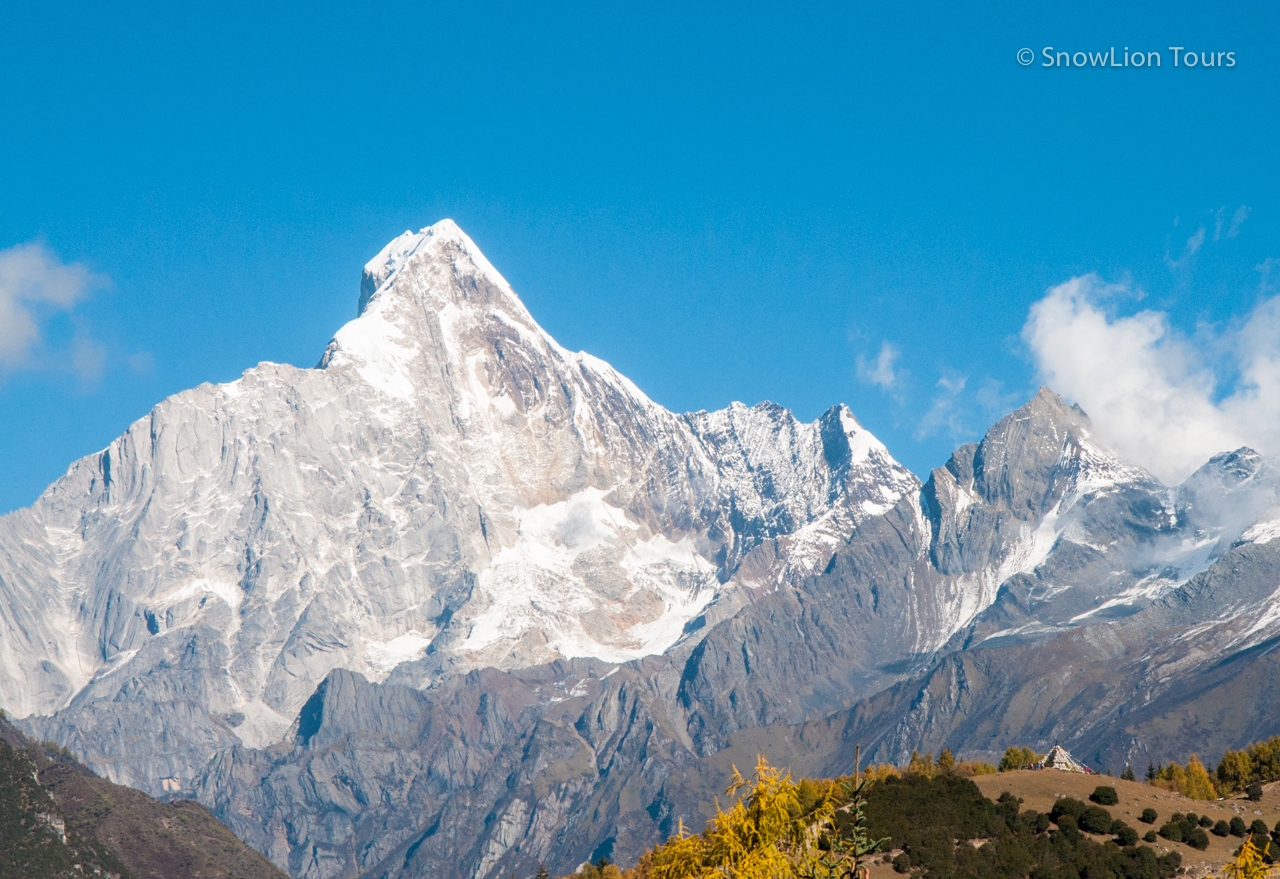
[357, 219, 515, 315]
[0, 221, 914, 791]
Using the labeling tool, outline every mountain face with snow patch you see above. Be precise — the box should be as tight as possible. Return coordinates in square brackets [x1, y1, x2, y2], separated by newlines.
[2, 221, 1279, 879]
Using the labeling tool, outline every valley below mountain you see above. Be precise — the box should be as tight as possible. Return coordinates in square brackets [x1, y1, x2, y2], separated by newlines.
[3, 221, 1279, 879]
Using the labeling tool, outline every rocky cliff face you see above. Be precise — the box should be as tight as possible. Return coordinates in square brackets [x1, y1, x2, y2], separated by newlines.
[2, 221, 1278, 879]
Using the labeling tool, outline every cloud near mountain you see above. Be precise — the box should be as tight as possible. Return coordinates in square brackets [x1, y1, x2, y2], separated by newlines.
[1024, 273, 1280, 483]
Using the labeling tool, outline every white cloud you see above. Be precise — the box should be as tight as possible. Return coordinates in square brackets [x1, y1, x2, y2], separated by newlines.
[1259, 258, 1278, 296]
[1023, 274, 1280, 483]
[1166, 226, 1205, 269]
[915, 369, 968, 440]
[1213, 204, 1250, 241]
[857, 340, 901, 389]
[0, 241, 109, 372]
[1228, 205, 1250, 238]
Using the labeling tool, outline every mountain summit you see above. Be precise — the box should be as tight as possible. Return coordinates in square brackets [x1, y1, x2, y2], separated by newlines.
[0, 220, 914, 786]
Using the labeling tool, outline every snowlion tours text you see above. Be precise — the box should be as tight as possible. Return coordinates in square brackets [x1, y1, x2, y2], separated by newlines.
[1016, 47, 1236, 68]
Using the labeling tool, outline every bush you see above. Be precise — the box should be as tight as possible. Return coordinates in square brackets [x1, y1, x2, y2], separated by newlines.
[1050, 797, 1087, 823]
[1081, 806, 1114, 834]
[1251, 819, 1269, 835]
[1116, 824, 1139, 846]
[1157, 821, 1182, 843]
[892, 853, 911, 873]
[1231, 816, 1248, 837]
[1144, 830, 1158, 843]
[1199, 815, 1214, 827]
[1090, 785, 1119, 805]
[1139, 808, 1158, 824]
[1055, 814, 1082, 843]
[1250, 834, 1274, 859]
[1247, 782, 1264, 801]
[1214, 820, 1231, 836]
[1187, 828, 1210, 850]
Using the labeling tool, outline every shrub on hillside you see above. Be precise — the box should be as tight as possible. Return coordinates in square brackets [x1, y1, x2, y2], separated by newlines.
[1139, 808, 1158, 824]
[1056, 814, 1082, 843]
[1214, 820, 1231, 836]
[1247, 782, 1264, 801]
[1231, 816, 1248, 837]
[1116, 824, 1139, 847]
[1050, 797, 1088, 824]
[1081, 806, 1114, 835]
[1091, 785, 1119, 805]
[1249, 834, 1275, 862]
[1199, 815, 1214, 828]
[1144, 830, 1158, 843]
[1157, 813, 1209, 848]
[1251, 820, 1269, 836]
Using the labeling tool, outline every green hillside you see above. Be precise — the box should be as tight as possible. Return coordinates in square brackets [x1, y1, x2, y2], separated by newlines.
[0, 714, 285, 879]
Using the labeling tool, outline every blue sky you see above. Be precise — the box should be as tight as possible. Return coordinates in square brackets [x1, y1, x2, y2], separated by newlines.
[2, 1, 1278, 513]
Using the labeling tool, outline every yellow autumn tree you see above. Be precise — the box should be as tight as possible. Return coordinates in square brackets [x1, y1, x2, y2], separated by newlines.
[1221, 836, 1277, 879]
[649, 756, 885, 879]
[1182, 755, 1218, 801]
[998, 746, 1040, 772]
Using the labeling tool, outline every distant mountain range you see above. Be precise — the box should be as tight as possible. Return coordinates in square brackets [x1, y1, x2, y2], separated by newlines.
[2, 221, 1278, 879]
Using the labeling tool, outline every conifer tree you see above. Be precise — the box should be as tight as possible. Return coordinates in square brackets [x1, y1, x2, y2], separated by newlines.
[938, 748, 956, 775]
[1182, 755, 1216, 800]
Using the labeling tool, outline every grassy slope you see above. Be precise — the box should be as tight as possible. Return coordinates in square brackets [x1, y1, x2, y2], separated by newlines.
[0, 736, 130, 879]
[970, 771, 1280, 877]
